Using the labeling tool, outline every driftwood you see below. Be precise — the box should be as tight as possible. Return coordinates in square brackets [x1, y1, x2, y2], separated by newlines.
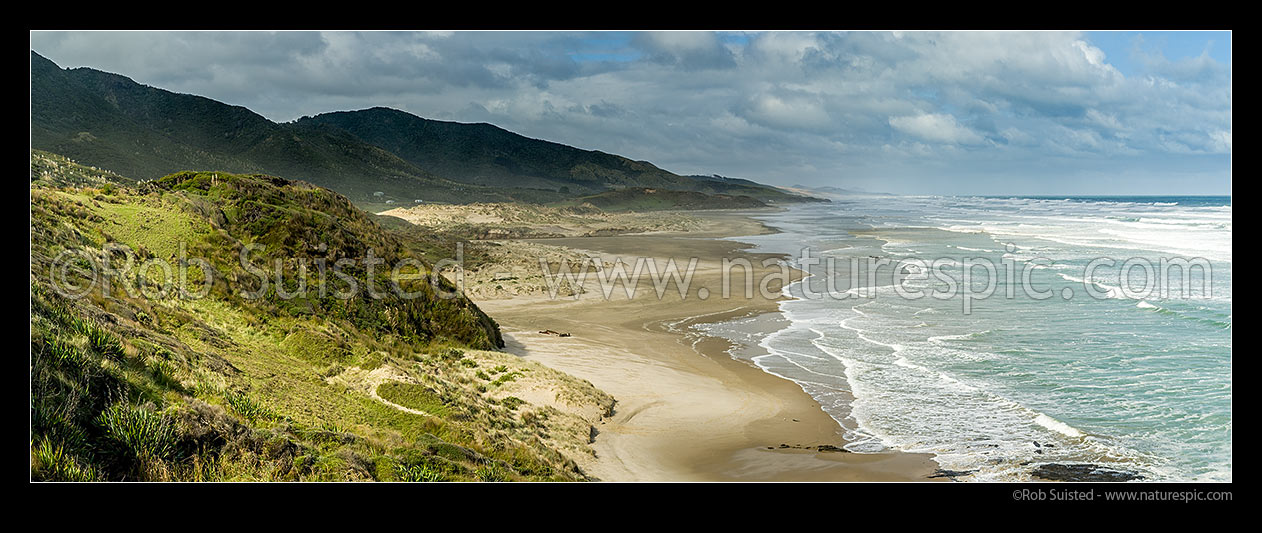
[539, 329, 572, 337]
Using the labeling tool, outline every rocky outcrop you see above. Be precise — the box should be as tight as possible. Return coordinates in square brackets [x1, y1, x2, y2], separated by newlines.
[1032, 463, 1143, 482]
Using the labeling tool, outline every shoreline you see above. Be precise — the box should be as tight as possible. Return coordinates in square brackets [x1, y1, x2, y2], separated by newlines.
[475, 209, 943, 481]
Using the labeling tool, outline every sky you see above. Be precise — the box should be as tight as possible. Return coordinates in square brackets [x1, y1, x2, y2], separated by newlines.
[30, 30, 1231, 195]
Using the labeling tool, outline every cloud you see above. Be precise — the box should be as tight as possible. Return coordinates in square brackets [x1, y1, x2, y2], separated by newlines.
[630, 31, 736, 70]
[29, 30, 1231, 194]
[743, 93, 832, 131]
[889, 113, 986, 145]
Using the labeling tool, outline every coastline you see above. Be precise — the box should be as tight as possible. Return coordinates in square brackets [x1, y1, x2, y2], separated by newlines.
[475, 209, 943, 481]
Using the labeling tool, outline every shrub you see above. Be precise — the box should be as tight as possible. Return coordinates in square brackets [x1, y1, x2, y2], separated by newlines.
[320, 421, 349, 434]
[500, 397, 525, 411]
[475, 464, 508, 482]
[491, 371, 522, 387]
[31, 438, 98, 482]
[147, 358, 182, 390]
[87, 327, 125, 360]
[393, 461, 445, 482]
[45, 337, 87, 369]
[224, 391, 273, 423]
[96, 404, 180, 463]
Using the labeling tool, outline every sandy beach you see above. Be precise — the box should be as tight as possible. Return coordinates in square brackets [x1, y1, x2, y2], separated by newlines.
[476, 211, 942, 481]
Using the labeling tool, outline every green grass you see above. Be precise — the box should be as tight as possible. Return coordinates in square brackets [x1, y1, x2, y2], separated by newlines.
[73, 191, 211, 260]
[500, 396, 525, 411]
[30, 160, 608, 482]
[556, 187, 768, 212]
[31, 150, 135, 188]
[491, 371, 523, 387]
[376, 382, 450, 417]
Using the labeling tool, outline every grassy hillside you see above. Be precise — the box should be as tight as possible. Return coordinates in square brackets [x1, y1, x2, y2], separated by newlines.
[300, 107, 685, 194]
[299, 108, 821, 203]
[31, 150, 135, 188]
[559, 187, 768, 212]
[32, 52, 823, 208]
[685, 174, 830, 204]
[30, 52, 552, 206]
[30, 161, 614, 481]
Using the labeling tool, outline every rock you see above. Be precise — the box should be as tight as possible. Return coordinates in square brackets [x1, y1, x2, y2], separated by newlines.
[928, 469, 977, 480]
[816, 444, 848, 453]
[1031, 463, 1143, 482]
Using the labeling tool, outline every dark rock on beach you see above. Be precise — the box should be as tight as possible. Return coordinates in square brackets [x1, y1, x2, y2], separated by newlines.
[928, 469, 977, 480]
[1031, 463, 1143, 482]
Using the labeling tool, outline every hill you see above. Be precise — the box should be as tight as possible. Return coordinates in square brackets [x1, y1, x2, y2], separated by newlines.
[30, 161, 614, 481]
[31, 51, 823, 208]
[298, 107, 818, 203]
[30, 52, 542, 205]
[560, 187, 768, 212]
[31, 50, 825, 209]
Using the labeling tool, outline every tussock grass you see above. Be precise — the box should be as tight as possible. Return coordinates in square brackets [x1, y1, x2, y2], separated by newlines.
[393, 461, 446, 482]
[96, 403, 180, 464]
[146, 357, 182, 391]
[44, 337, 88, 369]
[224, 391, 274, 423]
[31, 437, 99, 482]
[87, 326, 125, 361]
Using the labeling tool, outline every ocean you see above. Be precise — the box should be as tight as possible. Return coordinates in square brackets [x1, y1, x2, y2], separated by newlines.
[697, 195, 1232, 481]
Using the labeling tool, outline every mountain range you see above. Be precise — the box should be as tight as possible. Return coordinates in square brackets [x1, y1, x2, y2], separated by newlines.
[31, 51, 819, 208]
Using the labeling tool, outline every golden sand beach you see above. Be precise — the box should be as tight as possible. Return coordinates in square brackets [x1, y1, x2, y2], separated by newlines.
[475, 211, 942, 481]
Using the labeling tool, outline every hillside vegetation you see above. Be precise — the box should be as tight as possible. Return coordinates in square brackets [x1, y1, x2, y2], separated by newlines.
[559, 187, 768, 212]
[30, 52, 537, 205]
[32, 51, 823, 208]
[30, 156, 614, 481]
[31, 150, 135, 188]
[299, 108, 812, 204]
